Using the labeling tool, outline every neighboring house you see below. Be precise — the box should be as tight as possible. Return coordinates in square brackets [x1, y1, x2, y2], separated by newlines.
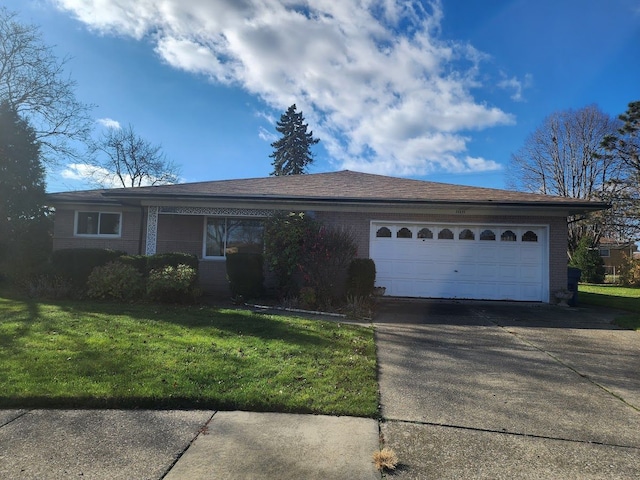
[598, 239, 638, 276]
[46, 170, 607, 302]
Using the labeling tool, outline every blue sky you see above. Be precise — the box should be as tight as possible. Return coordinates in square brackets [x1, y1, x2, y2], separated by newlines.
[5, 0, 640, 193]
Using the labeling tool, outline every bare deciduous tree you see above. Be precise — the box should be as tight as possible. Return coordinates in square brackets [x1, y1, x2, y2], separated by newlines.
[90, 124, 180, 188]
[0, 8, 93, 163]
[507, 104, 625, 254]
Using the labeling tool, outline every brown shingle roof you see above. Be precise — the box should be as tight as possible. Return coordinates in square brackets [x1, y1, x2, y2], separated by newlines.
[48, 170, 608, 210]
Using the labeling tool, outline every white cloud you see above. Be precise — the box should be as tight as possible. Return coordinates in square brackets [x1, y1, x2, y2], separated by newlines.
[55, 0, 515, 176]
[96, 117, 121, 129]
[497, 73, 533, 102]
[258, 126, 277, 143]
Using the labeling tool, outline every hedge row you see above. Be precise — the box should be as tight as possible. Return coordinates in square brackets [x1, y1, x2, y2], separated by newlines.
[51, 249, 199, 300]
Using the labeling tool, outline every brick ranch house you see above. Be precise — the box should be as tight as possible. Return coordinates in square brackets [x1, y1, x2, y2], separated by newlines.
[598, 239, 639, 277]
[47, 170, 607, 303]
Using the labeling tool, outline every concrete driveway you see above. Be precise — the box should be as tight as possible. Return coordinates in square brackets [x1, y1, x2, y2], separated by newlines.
[375, 300, 640, 479]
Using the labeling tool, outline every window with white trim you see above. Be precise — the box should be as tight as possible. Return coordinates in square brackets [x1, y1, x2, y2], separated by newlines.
[75, 211, 121, 236]
[204, 218, 264, 257]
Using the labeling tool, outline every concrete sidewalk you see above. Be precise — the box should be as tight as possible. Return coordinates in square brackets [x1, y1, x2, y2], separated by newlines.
[0, 409, 380, 480]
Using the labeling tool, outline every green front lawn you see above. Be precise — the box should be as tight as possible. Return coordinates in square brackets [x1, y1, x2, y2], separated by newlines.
[0, 296, 378, 416]
[579, 284, 640, 330]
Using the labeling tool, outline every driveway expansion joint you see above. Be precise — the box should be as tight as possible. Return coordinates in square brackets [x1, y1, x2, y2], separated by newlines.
[381, 417, 640, 451]
[159, 411, 217, 479]
[0, 409, 32, 429]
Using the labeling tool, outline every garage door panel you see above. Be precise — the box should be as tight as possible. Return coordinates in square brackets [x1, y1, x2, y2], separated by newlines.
[499, 247, 520, 262]
[499, 264, 519, 280]
[390, 260, 416, 277]
[520, 265, 542, 281]
[498, 283, 520, 300]
[477, 264, 499, 278]
[520, 284, 542, 301]
[455, 264, 477, 279]
[521, 248, 542, 263]
[371, 223, 547, 302]
[475, 246, 500, 261]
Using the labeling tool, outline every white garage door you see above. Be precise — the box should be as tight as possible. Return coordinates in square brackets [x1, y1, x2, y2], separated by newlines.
[370, 223, 548, 302]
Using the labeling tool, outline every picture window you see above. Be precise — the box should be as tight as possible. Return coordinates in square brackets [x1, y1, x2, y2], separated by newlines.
[205, 218, 264, 257]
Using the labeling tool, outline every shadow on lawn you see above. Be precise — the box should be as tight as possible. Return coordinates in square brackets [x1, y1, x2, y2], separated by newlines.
[50, 299, 343, 347]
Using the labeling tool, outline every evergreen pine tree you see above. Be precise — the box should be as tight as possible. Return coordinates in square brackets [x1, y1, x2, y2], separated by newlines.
[269, 104, 319, 176]
[0, 101, 49, 278]
[569, 235, 605, 284]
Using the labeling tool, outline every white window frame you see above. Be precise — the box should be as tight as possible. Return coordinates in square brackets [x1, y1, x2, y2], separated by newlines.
[74, 211, 122, 237]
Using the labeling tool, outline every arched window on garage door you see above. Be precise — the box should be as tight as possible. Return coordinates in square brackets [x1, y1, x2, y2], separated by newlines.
[438, 228, 454, 239]
[459, 229, 475, 240]
[480, 229, 496, 241]
[501, 230, 517, 242]
[417, 227, 433, 239]
[376, 227, 392, 238]
[397, 227, 412, 238]
[522, 230, 538, 242]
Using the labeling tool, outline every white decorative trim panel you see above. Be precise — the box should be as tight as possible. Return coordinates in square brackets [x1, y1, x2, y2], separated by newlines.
[145, 206, 159, 255]
[160, 206, 273, 217]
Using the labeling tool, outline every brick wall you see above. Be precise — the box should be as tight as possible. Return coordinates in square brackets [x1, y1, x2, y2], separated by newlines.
[52, 208, 142, 254]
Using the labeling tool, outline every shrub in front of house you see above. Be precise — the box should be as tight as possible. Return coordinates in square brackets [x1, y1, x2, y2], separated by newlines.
[264, 211, 315, 296]
[86, 261, 145, 300]
[299, 225, 357, 307]
[146, 252, 199, 273]
[115, 254, 148, 277]
[226, 253, 264, 300]
[346, 258, 376, 297]
[146, 264, 199, 303]
[51, 248, 126, 288]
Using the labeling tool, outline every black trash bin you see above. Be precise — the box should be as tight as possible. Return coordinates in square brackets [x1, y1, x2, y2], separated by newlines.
[567, 267, 581, 307]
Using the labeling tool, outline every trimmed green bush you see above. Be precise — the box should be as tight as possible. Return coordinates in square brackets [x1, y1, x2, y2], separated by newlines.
[146, 252, 199, 273]
[116, 255, 148, 276]
[87, 262, 144, 300]
[51, 248, 126, 287]
[147, 264, 199, 303]
[226, 253, 264, 299]
[347, 258, 376, 297]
